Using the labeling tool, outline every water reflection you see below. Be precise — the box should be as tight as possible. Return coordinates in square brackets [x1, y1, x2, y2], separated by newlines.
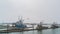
[37, 29, 58, 34]
[0, 32, 24, 34]
[0, 33, 8, 34]
[52, 29, 56, 34]
[37, 30, 42, 34]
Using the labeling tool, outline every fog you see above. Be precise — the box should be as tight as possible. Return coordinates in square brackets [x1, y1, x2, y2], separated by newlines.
[0, 0, 60, 23]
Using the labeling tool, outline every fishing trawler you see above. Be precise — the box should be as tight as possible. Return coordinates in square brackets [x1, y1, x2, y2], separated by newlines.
[36, 22, 48, 30]
[51, 22, 59, 29]
[0, 16, 32, 32]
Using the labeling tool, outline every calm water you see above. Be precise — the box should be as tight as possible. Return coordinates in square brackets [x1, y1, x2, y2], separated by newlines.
[0, 28, 60, 34]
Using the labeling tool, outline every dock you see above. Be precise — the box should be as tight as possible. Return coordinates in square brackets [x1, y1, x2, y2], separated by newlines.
[0, 26, 60, 33]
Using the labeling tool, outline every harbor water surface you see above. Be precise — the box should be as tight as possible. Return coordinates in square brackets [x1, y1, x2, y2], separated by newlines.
[0, 28, 60, 34]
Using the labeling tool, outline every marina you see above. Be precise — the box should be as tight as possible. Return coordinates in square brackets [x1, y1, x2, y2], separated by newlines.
[0, 17, 60, 33]
[0, 0, 60, 34]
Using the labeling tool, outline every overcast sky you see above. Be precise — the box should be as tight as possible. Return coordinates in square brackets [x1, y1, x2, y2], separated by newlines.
[0, 0, 60, 23]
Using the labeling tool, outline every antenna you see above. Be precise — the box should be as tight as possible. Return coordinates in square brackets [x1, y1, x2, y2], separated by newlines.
[18, 16, 24, 21]
[21, 16, 23, 20]
[18, 16, 20, 20]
